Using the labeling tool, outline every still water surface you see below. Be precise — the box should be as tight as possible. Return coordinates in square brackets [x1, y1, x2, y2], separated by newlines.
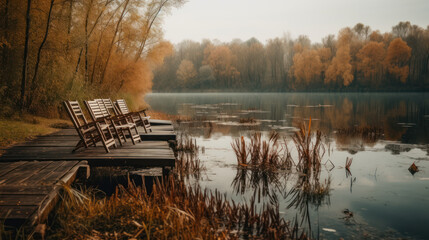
[146, 92, 429, 239]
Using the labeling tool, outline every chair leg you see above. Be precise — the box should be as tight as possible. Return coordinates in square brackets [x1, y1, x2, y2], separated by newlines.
[134, 126, 141, 142]
[113, 127, 124, 146]
[128, 128, 136, 145]
[73, 140, 85, 152]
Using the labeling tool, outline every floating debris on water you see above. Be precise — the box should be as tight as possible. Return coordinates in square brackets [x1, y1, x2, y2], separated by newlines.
[342, 208, 354, 220]
[408, 162, 419, 175]
[322, 228, 337, 233]
[217, 121, 260, 126]
[239, 109, 269, 114]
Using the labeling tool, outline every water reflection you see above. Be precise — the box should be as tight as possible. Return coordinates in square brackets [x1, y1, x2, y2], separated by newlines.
[146, 93, 429, 239]
[231, 167, 286, 203]
[148, 92, 429, 146]
[286, 169, 331, 234]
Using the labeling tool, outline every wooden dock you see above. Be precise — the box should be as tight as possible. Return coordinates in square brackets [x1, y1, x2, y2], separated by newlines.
[0, 125, 177, 168]
[0, 119, 177, 230]
[0, 160, 89, 227]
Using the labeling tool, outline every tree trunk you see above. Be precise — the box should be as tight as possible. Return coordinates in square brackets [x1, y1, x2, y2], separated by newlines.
[72, 0, 112, 86]
[28, 0, 55, 108]
[90, 1, 121, 84]
[0, 0, 9, 86]
[83, 0, 94, 83]
[99, 0, 130, 84]
[134, 0, 169, 62]
[65, 0, 73, 54]
[20, 0, 32, 111]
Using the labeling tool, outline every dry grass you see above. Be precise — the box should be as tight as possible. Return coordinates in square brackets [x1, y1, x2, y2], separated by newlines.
[176, 152, 206, 180]
[345, 157, 353, 173]
[49, 177, 305, 239]
[292, 119, 325, 174]
[231, 132, 285, 170]
[232, 120, 326, 174]
[0, 114, 71, 149]
[175, 133, 199, 153]
[174, 134, 205, 180]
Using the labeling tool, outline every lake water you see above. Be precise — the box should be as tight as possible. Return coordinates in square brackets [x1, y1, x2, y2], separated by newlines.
[145, 92, 429, 239]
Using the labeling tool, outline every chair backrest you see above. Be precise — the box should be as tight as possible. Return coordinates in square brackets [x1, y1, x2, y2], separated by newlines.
[102, 99, 120, 115]
[64, 101, 89, 128]
[85, 100, 106, 121]
[95, 99, 111, 117]
[115, 99, 130, 115]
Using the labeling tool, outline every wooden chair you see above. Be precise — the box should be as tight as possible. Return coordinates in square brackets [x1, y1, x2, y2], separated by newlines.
[85, 99, 141, 145]
[63, 101, 116, 153]
[115, 99, 152, 133]
[100, 98, 143, 144]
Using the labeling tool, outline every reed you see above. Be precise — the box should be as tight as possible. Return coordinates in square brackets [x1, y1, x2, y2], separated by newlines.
[49, 177, 305, 239]
[345, 157, 353, 172]
[175, 133, 199, 153]
[231, 132, 284, 170]
[292, 118, 325, 173]
[231, 136, 248, 166]
[175, 151, 206, 180]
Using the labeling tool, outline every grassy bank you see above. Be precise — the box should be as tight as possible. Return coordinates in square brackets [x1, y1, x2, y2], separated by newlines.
[0, 115, 71, 150]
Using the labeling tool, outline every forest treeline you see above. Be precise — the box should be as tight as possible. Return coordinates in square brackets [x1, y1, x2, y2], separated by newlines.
[153, 22, 429, 92]
[0, 0, 184, 116]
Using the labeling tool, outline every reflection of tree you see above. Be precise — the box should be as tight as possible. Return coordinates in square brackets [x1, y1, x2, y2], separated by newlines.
[286, 169, 331, 235]
[231, 167, 287, 202]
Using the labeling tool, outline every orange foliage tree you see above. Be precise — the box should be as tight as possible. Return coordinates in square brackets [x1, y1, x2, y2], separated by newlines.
[325, 28, 354, 87]
[385, 38, 412, 83]
[357, 41, 386, 86]
[0, 0, 184, 115]
[176, 59, 197, 87]
[203, 45, 240, 88]
[292, 47, 322, 86]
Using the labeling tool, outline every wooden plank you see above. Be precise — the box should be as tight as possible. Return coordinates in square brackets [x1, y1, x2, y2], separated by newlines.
[0, 162, 26, 178]
[88, 158, 175, 167]
[0, 186, 52, 195]
[0, 206, 37, 220]
[140, 133, 176, 141]
[1, 146, 175, 159]
[25, 161, 69, 185]
[12, 140, 172, 149]
[29, 161, 89, 226]
[0, 195, 46, 206]
[1, 161, 52, 185]
[151, 125, 174, 131]
[149, 119, 173, 125]
[40, 161, 79, 183]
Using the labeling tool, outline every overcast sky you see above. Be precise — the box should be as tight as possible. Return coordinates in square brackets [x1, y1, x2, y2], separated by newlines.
[162, 0, 429, 44]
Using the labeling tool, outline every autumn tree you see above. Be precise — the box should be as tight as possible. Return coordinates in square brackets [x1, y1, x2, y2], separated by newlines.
[176, 59, 197, 87]
[385, 38, 412, 83]
[266, 38, 286, 87]
[203, 45, 239, 88]
[244, 38, 266, 88]
[292, 46, 322, 86]
[325, 28, 354, 87]
[150, 22, 428, 92]
[0, 0, 184, 115]
[356, 41, 386, 87]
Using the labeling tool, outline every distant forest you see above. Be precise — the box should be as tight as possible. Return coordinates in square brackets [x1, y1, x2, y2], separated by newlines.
[153, 22, 429, 92]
